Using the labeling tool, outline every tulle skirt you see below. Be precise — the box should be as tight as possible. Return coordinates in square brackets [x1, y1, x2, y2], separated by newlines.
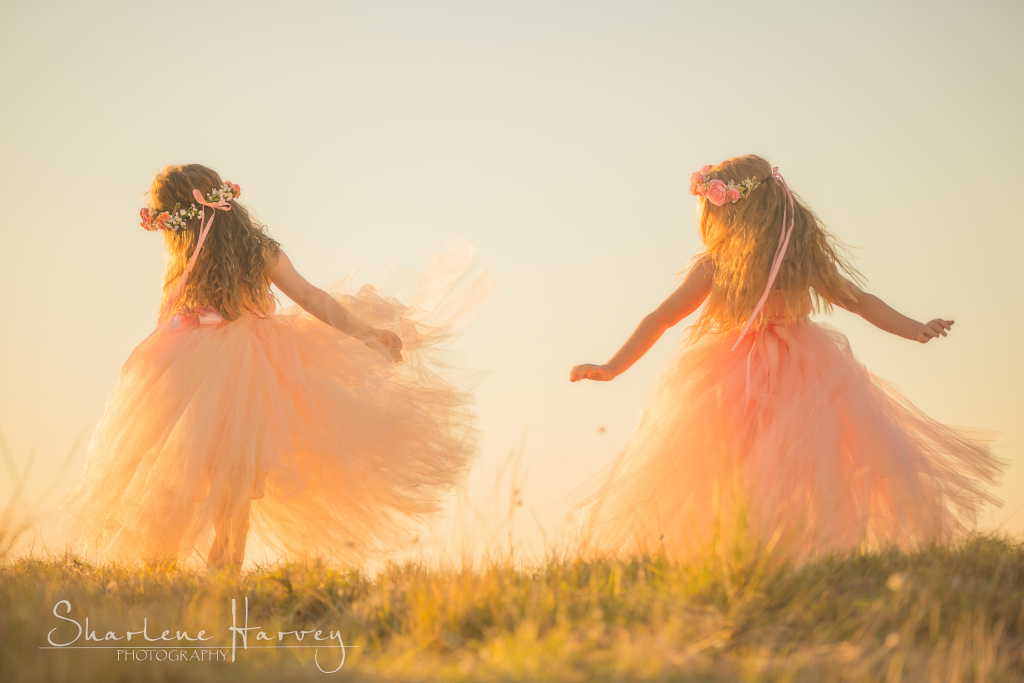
[59, 243, 495, 565]
[573, 319, 1006, 560]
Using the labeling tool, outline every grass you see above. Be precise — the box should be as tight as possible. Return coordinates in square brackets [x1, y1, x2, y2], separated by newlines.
[2, 535, 1023, 682]
[3, 431, 1021, 680]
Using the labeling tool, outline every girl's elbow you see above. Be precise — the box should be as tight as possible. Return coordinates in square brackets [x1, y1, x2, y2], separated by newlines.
[644, 312, 673, 332]
[836, 287, 867, 315]
[302, 285, 327, 307]
[293, 291, 321, 315]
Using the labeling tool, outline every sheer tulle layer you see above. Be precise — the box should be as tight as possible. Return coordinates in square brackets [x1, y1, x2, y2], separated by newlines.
[60, 244, 495, 565]
[574, 320, 1005, 560]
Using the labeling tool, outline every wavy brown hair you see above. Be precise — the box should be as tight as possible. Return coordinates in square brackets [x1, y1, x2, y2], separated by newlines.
[690, 154, 862, 341]
[147, 164, 280, 323]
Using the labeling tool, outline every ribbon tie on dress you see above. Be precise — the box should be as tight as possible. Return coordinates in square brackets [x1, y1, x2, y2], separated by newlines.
[730, 167, 796, 405]
[168, 306, 224, 333]
[158, 189, 233, 324]
[741, 322, 792, 407]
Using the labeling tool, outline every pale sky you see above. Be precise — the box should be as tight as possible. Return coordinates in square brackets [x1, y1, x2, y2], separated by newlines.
[1, 1, 1021, 561]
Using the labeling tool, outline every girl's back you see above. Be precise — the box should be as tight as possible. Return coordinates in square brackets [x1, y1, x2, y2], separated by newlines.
[690, 155, 858, 340]
[148, 164, 278, 324]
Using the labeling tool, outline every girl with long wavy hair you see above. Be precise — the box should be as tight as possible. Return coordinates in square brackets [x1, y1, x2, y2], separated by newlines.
[570, 154, 1005, 559]
[60, 164, 494, 569]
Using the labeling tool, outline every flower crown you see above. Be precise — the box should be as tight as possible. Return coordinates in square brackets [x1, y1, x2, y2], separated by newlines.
[689, 165, 765, 206]
[140, 181, 241, 232]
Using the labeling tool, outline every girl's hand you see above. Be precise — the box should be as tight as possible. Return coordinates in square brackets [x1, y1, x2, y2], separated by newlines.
[916, 319, 954, 343]
[365, 329, 404, 362]
[570, 364, 616, 382]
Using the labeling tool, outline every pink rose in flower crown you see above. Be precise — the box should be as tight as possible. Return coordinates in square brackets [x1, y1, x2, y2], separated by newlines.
[140, 208, 153, 230]
[231, 183, 241, 198]
[689, 171, 706, 196]
[688, 166, 715, 196]
[727, 187, 741, 203]
[705, 179, 729, 206]
[156, 212, 170, 228]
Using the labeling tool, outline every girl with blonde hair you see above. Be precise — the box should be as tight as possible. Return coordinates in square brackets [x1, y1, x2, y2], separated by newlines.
[570, 154, 1005, 559]
[60, 164, 494, 569]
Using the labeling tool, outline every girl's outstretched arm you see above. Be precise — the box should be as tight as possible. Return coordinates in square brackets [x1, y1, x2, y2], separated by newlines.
[570, 255, 715, 382]
[271, 250, 403, 360]
[834, 275, 952, 343]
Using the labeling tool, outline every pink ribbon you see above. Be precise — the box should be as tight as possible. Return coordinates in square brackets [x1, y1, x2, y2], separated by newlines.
[158, 189, 232, 324]
[167, 306, 224, 333]
[729, 167, 795, 404]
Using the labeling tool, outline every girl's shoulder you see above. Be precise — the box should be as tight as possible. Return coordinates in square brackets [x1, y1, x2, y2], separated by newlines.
[262, 242, 282, 271]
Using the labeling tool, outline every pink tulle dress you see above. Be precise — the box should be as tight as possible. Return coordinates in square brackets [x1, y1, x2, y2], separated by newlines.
[59, 243, 495, 565]
[574, 295, 1006, 561]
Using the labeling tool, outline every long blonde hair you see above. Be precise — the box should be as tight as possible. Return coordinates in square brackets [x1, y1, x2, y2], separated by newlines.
[690, 154, 861, 341]
[147, 164, 280, 323]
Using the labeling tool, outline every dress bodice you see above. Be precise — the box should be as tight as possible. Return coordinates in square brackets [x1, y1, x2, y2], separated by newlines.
[167, 290, 276, 333]
[760, 290, 812, 324]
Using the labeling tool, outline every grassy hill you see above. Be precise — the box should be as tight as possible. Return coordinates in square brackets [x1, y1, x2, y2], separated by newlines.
[2, 535, 1022, 682]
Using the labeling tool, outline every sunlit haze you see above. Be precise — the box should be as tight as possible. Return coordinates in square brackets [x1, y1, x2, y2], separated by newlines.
[1, 1, 1021, 563]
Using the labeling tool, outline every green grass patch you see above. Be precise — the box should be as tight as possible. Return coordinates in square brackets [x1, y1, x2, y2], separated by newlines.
[2, 535, 1023, 681]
